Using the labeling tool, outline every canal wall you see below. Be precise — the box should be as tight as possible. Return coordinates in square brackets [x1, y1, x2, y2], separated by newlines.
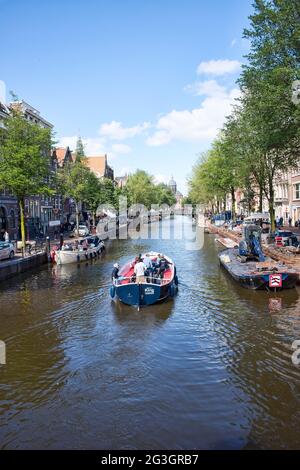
[0, 252, 48, 282]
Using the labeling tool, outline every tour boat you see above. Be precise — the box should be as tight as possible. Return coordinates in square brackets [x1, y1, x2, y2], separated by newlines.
[219, 248, 298, 290]
[110, 251, 178, 308]
[52, 236, 105, 265]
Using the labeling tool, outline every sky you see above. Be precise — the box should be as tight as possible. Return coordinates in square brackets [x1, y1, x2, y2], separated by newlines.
[0, 0, 253, 194]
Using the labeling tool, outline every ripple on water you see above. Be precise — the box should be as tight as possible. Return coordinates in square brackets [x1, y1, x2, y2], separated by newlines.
[1, 218, 300, 449]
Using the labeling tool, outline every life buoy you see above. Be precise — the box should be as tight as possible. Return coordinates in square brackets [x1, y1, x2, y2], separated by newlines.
[110, 285, 116, 298]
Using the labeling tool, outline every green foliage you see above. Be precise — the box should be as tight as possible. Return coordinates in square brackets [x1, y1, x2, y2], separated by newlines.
[58, 160, 91, 205]
[122, 170, 156, 208]
[97, 178, 118, 208]
[187, 0, 300, 230]
[74, 136, 86, 162]
[0, 112, 53, 199]
[154, 183, 176, 206]
[121, 170, 176, 208]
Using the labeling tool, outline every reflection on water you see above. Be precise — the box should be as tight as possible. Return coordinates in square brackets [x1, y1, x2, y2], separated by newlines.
[0, 217, 300, 449]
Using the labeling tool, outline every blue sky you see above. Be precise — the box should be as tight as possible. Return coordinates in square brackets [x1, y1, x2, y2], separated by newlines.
[0, 0, 253, 193]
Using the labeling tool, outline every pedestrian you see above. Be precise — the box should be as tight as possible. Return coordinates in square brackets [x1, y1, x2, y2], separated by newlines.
[289, 216, 292, 227]
[59, 232, 64, 250]
[4, 230, 9, 242]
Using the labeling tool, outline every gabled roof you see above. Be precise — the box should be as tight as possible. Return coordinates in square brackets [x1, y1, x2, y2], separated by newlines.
[86, 155, 108, 178]
[54, 146, 73, 166]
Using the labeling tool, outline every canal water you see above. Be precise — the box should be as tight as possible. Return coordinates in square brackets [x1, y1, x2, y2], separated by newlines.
[0, 216, 300, 449]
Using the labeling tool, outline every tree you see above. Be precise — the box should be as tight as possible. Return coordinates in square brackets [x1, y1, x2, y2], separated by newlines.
[84, 171, 102, 226]
[74, 136, 85, 162]
[58, 160, 92, 235]
[239, 0, 300, 229]
[123, 170, 156, 208]
[85, 176, 117, 225]
[154, 183, 176, 206]
[187, 134, 242, 219]
[0, 111, 53, 253]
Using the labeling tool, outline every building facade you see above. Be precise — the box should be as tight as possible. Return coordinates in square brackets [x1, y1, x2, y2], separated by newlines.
[0, 101, 19, 240]
[2, 100, 58, 238]
[52, 147, 76, 228]
[168, 176, 183, 210]
[86, 155, 114, 180]
[11, 101, 56, 237]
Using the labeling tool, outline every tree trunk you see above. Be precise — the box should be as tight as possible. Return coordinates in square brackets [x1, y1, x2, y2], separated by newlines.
[19, 199, 26, 257]
[259, 184, 263, 213]
[269, 183, 275, 233]
[75, 202, 79, 236]
[231, 186, 236, 222]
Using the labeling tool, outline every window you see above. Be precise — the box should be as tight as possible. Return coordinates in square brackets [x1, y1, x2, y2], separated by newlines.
[295, 183, 300, 200]
[10, 210, 15, 229]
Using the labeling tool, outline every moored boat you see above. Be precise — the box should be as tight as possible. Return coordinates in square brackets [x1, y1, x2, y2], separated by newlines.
[218, 224, 298, 290]
[219, 248, 298, 290]
[110, 251, 178, 308]
[52, 236, 105, 265]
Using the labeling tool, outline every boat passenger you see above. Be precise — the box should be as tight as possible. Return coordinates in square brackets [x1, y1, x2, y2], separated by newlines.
[112, 263, 120, 281]
[82, 239, 89, 250]
[157, 255, 169, 278]
[134, 259, 146, 284]
[143, 254, 154, 281]
[153, 254, 162, 269]
[143, 253, 153, 270]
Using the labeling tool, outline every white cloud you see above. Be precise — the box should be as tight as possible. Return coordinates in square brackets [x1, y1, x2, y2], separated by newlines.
[231, 38, 237, 47]
[111, 143, 132, 154]
[146, 85, 241, 146]
[58, 136, 107, 155]
[197, 59, 241, 76]
[99, 120, 150, 140]
[184, 79, 227, 97]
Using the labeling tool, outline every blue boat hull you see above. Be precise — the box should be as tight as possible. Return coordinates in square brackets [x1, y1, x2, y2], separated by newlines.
[116, 282, 171, 306]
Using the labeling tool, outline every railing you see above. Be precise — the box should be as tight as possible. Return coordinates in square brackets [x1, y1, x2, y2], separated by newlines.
[114, 276, 170, 286]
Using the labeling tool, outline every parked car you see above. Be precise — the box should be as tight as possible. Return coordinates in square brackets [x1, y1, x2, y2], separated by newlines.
[274, 230, 299, 247]
[70, 224, 90, 238]
[0, 241, 15, 261]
